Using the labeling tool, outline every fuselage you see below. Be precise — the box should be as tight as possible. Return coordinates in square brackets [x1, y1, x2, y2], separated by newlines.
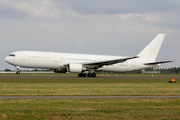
[5, 51, 159, 72]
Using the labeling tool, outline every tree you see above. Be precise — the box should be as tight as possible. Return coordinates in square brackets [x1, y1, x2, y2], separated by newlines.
[4, 69, 11, 71]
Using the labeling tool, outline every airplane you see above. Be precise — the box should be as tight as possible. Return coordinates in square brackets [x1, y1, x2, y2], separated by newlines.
[5, 34, 172, 77]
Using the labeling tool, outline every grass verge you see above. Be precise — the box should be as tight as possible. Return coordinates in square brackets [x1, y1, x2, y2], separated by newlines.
[0, 98, 180, 120]
[0, 78, 179, 96]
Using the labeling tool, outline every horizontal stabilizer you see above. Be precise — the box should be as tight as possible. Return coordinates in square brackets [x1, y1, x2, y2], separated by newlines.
[144, 61, 173, 65]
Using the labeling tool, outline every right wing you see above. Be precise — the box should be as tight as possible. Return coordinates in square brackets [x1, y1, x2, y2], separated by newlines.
[82, 56, 139, 69]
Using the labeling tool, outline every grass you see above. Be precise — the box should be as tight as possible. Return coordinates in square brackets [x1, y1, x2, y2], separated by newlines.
[0, 98, 180, 120]
[0, 75, 180, 119]
[0, 78, 179, 96]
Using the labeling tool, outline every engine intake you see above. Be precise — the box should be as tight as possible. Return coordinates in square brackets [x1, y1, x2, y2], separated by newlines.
[68, 64, 85, 73]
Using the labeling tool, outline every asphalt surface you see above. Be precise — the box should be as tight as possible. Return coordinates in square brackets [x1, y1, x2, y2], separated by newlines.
[0, 76, 180, 79]
[0, 96, 180, 99]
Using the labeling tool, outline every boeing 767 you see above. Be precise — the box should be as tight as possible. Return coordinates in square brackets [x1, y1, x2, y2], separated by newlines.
[5, 34, 172, 77]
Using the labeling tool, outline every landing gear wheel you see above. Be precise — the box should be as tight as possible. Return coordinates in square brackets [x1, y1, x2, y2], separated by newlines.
[16, 71, 20, 75]
[87, 73, 92, 77]
[83, 73, 86, 77]
[92, 73, 96, 77]
[78, 73, 82, 77]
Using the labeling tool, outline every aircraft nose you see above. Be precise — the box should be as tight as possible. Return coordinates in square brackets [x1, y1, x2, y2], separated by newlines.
[4, 56, 10, 63]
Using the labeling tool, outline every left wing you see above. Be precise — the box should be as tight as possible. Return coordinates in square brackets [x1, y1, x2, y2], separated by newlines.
[82, 56, 139, 69]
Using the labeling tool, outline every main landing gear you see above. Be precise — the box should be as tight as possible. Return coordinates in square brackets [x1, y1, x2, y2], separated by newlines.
[78, 73, 96, 77]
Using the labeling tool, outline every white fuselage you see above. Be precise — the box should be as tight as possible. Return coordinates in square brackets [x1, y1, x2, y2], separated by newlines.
[5, 51, 159, 72]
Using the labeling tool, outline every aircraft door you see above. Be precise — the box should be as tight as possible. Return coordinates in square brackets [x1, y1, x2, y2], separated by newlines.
[54, 55, 58, 62]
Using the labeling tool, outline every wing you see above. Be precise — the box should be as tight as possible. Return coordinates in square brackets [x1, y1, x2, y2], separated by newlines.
[144, 61, 172, 65]
[82, 56, 139, 69]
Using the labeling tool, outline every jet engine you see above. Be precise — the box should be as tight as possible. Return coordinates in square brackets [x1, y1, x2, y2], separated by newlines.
[68, 63, 86, 73]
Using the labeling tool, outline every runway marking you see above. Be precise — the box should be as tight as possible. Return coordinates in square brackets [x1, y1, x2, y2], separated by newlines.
[0, 96, 180, 99]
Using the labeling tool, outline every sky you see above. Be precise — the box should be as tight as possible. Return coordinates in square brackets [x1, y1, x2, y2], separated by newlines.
[0, 0, 180, 70]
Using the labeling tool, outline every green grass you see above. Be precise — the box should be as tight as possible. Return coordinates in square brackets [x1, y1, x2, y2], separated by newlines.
[0, 78, 179, 96]
[0, 98, 180, 120]
[0, 75, 180, 119]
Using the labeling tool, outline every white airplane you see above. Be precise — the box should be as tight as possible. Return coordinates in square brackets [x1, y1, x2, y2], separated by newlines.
[5, 34, 172, 77]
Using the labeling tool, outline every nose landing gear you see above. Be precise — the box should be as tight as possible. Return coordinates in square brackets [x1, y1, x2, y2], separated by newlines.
[16, 71, 20, 75]
[15, 66, 20, 75]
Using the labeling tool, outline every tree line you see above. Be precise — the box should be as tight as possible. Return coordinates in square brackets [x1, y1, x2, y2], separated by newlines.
[145, 67, 180, 74]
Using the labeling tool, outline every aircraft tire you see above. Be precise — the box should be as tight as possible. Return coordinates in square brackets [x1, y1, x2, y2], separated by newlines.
[83, 73, 86, 77]
[87, 73, 91, 77]
[92, 73, 96, 77]
[16, 71, 20, 75]
[78, 73, 82, 77]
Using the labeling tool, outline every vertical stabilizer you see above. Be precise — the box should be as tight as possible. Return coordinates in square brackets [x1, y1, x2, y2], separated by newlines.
[138, 34, 165, 61]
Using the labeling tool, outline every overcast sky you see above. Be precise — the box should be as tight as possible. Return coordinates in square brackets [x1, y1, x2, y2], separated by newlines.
[0, 0, 180, 70]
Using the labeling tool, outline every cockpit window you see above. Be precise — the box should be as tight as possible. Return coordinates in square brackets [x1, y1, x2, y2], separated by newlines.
[9, 54, 15, 57]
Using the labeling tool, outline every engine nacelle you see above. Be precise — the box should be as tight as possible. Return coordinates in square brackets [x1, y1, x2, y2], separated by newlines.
[68, 64, 83, 73]
[54, 68, 67, 73]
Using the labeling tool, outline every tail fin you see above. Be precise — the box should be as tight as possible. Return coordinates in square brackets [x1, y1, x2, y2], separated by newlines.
[138, 34, 165, 61]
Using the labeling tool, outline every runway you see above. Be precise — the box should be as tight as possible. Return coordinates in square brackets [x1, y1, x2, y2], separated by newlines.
[0, 96, 180, 99]
[0, 76, 180, 79]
